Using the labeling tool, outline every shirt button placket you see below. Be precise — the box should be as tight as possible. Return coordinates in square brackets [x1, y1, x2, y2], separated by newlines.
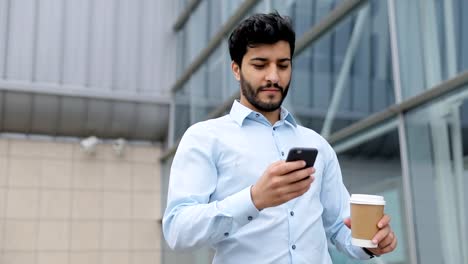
[287, 209, 295, 255]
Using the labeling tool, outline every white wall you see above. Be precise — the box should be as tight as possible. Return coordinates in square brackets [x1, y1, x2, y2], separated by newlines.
[0, 138, 162, 264]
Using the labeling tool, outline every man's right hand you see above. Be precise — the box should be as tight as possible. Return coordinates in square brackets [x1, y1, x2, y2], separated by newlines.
[250, 160, 315, 210]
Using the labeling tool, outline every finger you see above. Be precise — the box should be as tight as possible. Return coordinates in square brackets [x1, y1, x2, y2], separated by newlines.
[283, 167, 315, 184]
[378, 231, 394, 249]
[287, 174, 314, 192]
[269, 160, 286, 170]
[343, 218, 351, 229]
[279, 175, 313, 195]
[273, 160, 308, 175]
[379, 234, 397, 254]
[377, 214, 391, 229]
[372, 226, 391, 244]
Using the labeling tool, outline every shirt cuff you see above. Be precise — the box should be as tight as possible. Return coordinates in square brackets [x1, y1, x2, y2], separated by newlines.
[334, 225, 373, 260]
[362, 247, 376, 258]
[217, 185, 260, 230]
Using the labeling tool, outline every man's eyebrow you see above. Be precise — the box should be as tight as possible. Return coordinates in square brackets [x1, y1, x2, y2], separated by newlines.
[278, 58, 291, 63]
[249, 58, 291, 62]
[249, 57, 268, 62]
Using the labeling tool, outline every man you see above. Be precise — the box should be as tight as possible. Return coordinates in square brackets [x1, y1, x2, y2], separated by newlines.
[163, 12, 397, 263]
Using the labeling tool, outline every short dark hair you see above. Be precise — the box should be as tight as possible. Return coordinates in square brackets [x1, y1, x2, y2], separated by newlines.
[228, 11, 296, 67]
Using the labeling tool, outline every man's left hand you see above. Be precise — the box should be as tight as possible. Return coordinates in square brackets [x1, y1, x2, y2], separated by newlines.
[344, 214, 398, 256]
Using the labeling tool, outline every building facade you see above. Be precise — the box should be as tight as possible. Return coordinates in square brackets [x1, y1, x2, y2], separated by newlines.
[0, 1, 177, 263]
[161, 0, 468, 263]
[1, 0, 467, 263]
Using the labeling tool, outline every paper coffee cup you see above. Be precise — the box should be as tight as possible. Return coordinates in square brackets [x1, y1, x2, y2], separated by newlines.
[350, 194, 385, 248]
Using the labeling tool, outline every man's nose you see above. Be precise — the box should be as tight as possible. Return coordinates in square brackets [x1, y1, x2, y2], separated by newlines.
[265, 66, 279, 84]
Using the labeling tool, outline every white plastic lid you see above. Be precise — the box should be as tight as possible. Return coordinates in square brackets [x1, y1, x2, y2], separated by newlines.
[350, 194, 385, 205]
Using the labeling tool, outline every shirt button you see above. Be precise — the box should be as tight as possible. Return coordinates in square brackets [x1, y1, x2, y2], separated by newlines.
[273, 127, 276, 131]
[290, 211, 294, 216]
[281, 151, 284, 156]
[292, 245, 296, 250]
[255, 113, 259, 117]
[247, 216, 253, 221]
[224, 232, 229, 237]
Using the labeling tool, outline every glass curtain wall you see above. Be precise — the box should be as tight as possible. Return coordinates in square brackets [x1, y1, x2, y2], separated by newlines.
[394, 0, 468, 263]
[172, 1, 269, 143]
[285, 0, 393, 137]
[331, 128, 408, 263]
[162, 0, 468, 263]
[404, 86, 468, 264]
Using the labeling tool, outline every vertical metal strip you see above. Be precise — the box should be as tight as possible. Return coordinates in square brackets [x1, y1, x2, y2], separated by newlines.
[0, 0, 7, 130]
[31, 0, 40, 82]
[321, 6, 369, 137]
[449, 103, 468, 263]
[85, 0, 94, 88]
[111, 0, 120, 91]
[387, 1, 418, 263]
[1, 0, 11, 79]
[50, 0, 64, 134]
[30, 0, 40, 134]
[83, 0, 94, 134]
[168, 98, 175, 148]
[58, 0, 66, 84]
[443, 0, 457, 77]
[135, 0, 144, 93]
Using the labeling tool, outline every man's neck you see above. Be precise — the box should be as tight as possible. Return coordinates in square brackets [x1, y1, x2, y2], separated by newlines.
[239, 100, 281, 125]
[262, 110, 281, 125]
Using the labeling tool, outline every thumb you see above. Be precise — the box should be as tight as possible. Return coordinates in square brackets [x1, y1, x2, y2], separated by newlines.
[343, 218, 351, 229]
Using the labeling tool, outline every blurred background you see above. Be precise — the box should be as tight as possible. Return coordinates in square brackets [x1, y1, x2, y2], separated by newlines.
[0, 0, 467, 263]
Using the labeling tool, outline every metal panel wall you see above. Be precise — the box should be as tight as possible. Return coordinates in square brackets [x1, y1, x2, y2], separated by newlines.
[0, 0, 176, 141]
[0, 0, 176, 95]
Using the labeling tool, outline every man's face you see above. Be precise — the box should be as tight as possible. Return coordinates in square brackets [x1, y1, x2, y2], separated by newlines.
[232, 41, 292, 113]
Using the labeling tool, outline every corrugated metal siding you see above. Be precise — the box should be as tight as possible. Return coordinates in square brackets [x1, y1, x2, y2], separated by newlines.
[0, 0, 176, 141]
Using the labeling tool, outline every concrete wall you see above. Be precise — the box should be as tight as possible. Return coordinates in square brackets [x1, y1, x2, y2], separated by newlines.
[0, 138, 162, 264]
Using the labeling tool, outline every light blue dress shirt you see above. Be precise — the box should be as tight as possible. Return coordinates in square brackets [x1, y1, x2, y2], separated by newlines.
[163, 100, 371, 263]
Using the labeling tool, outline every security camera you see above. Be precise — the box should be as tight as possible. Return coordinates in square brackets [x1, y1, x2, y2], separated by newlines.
[112, 138, 126, 156]
[80, 136, 100, 154]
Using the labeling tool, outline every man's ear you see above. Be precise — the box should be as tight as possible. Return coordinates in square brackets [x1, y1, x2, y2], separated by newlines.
[231, 61, 241, 81]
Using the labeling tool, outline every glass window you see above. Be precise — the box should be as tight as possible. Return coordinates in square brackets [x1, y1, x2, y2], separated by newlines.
[330, 128, 410, 263]
[173, 84, 191, 142]
[394, 0, 468, 99]
[405, 85, 468, 264]
[273, 0, 344, 37]
[207, 0, 222, 40]
[288, 1, 394, 136]
[185, 1, 209, 68]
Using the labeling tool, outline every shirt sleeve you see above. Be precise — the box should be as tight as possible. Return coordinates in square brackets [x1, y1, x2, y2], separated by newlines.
[320, 144, 373, 260]
[162, 124, 260, 250]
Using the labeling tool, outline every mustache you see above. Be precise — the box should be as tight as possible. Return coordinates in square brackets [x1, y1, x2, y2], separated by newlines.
[258, 82, 284, 91]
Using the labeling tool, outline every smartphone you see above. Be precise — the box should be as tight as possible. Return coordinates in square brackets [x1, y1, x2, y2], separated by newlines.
[285, 147, 318, 168]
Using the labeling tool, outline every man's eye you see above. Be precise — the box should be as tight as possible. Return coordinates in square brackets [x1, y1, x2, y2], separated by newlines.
[278, 65, 289, 69]
[252, 64, 265, 69]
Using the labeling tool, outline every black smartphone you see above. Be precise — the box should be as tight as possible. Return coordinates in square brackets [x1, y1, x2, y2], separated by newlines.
[285, 147, 318, 168]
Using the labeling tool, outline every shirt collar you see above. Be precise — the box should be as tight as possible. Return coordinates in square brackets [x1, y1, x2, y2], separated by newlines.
[229, 100, 298, 127]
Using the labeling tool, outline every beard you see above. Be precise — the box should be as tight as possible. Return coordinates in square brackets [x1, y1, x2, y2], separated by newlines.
[240, 73, 290, 112]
